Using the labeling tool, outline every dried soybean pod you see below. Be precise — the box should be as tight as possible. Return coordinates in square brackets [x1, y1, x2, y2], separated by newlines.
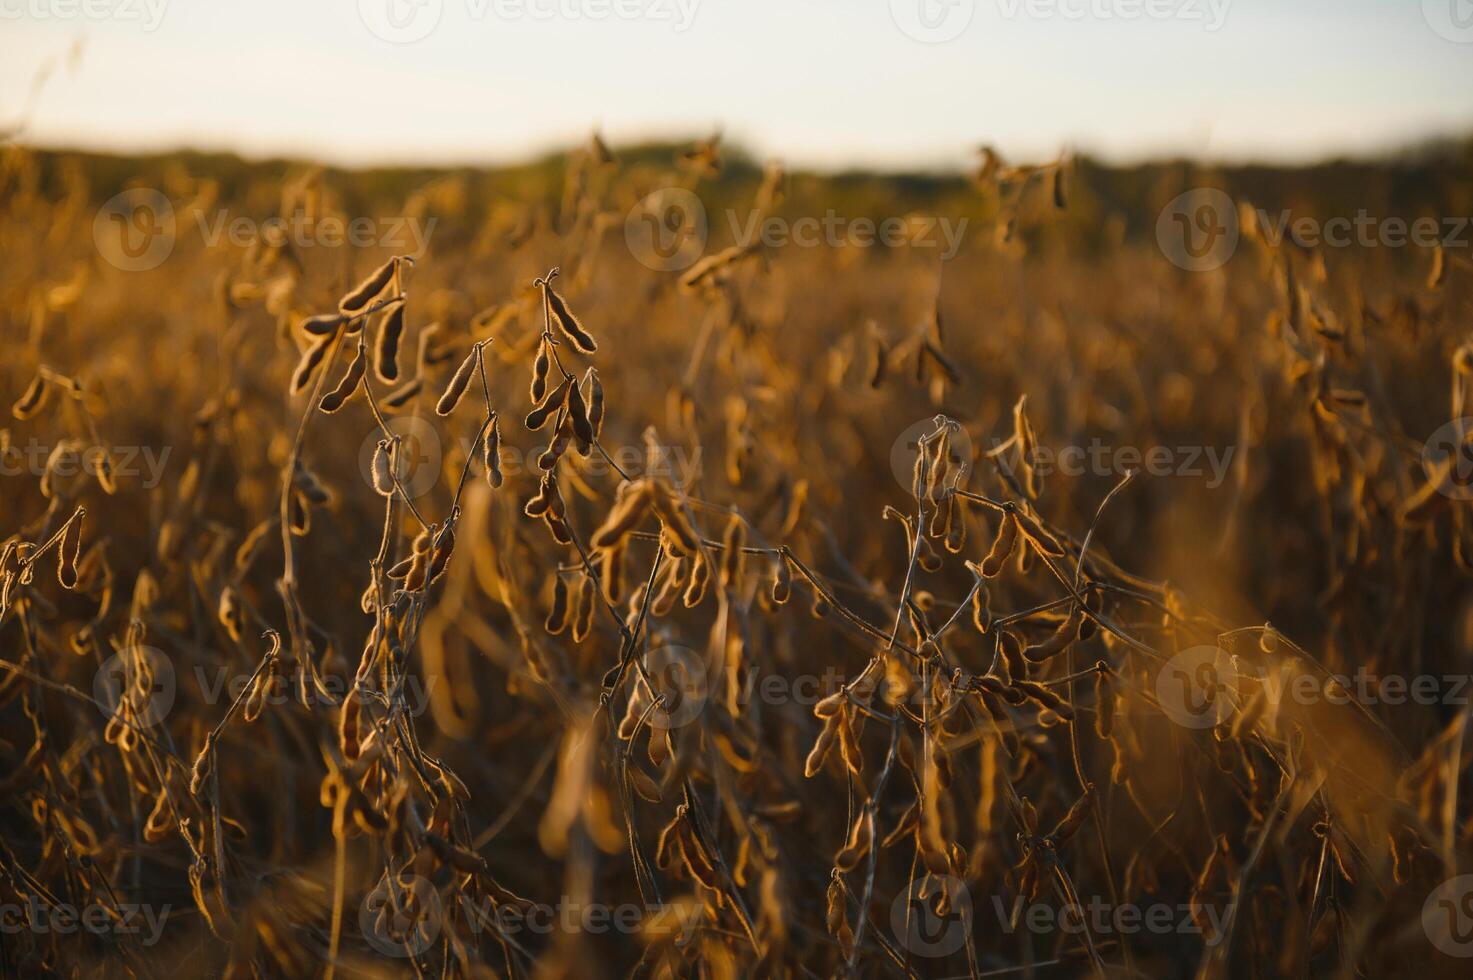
[483, 415, 504, 488]
[290, 334, 334, 394]
[1023, 604, 1083, 662]
[526, 377, 571, 431]
[375, 302, 406, 382]
[289, 488, 312, 536]
[545, 575, 570, 635]
[530, 338, 551, 404]
[583, 368, 604, 437]
[545, 282, 597, 353]
[300, 313, 346, 337]
[567, 372, 594, 448]
[1053, 166, 1067, 210]
[602, 541, 626, 605]
[918, 534, 942, 573]
[650, 557, 684, 616]
[371, 440, 395, 496]
[805, 713, 841, 777]
[683, 549, 711, 607]
[997, 630, 1025, 684]
[719, 514, 746, 589]
[218, 586, 243, 641]
[572, 575, 595, 641]
[981, 514, 1018, 577]
[771, 557, 791, 605]
[834, 810, 873, 871]
[1050, 785, 1093, 845]
[523, 474, 554, 517]
[590, 481, 653, 549]
[436, 344, 479, 416]
[56, 508, 83, 589]
[319, 343, 366, 413]
[1094, 665, 1114, 740]
[649, 483, 701, 555]
[338, 256, 398, 313]
[236, 518, 274, 571]
[1014, 506, 1065, 558]
[1016, 680, 1073, 720]
[969, 577, 993, 634]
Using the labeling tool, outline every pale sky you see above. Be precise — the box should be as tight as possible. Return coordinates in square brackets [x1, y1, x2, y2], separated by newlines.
[3, 0, 1472, 171]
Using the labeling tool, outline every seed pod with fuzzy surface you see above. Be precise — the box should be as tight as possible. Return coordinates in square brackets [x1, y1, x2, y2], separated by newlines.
[650, 482, 701, 555]
[1094, 666, 1114, 739]
[572, 575, 595, 641]
[771, 557, 791, 605]
[971, 579, 993, 634]
[982, 514, 1018, 577]
[1024, 604, 1083, 662]
[525, 377, 571, 431]
[805, 713, 841, 777]
[338, 257, 398, 314]
[482, 415, 504, 488]
[56, 509, 83, 589]
[683, 550, 711, 607]
[544, 282, 597, 353]
[218, 586, 243, 641]
[1015, 680, 1073, 720]
[318, 344, 366, 413]
[719, 514, 746, 589]
[567, 372, 594, 448]
[300, 313, 346, 337]
[375, 302, 406, 382]
[436, 345, 479, 417]
[583, 368, 604, 437]
[590, 481, 653, 549]
[530, 339, 551, 404]
[545, 575, 570, 634]
[290, 334, 334, 394]
[1014, 506, 1065, 558]
[1050, 785, 1093, 845]
[371, 440, 395, 495]
[834, 810, 873, 871]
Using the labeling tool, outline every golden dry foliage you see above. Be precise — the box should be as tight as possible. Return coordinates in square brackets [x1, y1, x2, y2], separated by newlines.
[1, 137, 1473, 979]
